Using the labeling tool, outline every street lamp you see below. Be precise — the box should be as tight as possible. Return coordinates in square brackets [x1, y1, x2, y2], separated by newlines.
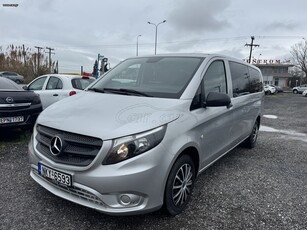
[136, 34, 141, 56]
[147, 20, 166, 54]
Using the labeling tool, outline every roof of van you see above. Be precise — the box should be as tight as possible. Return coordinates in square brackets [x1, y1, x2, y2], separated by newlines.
[129, 53, 259, 69]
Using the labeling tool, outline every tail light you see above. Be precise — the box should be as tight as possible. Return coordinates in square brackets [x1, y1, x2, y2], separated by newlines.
[69, 91, 76, 96]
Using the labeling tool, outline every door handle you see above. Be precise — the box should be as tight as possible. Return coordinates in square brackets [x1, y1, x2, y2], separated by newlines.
[53, 94, 58, 96]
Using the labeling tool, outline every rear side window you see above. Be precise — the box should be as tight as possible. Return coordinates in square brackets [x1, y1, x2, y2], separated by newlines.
[71, 78, 95, 90]
[46, 77, 63, 90]
[249, 67, 263, 93]
[229, 62, 250, 97]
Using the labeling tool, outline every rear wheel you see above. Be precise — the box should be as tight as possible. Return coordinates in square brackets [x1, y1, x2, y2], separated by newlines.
[244, 120, 259, 149]
[164, 155, 195, 216]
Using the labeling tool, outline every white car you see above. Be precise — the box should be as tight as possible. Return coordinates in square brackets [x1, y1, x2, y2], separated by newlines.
[303, 89, 307, 97]
[24, 74, 95, 109]
[292, 84, 307, 94]
[264, 85, 276, 95]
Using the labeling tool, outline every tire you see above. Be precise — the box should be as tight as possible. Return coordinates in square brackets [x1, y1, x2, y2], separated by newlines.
[293, 89, 298, 94]
[164, 155, 196, 216]
[244, 120, 259, 149]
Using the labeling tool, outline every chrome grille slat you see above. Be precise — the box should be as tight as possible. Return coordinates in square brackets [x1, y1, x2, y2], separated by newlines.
[36, 125, 103, 166]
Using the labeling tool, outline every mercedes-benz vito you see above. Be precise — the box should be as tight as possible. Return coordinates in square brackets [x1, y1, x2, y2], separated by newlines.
[28, 54, 264, 216]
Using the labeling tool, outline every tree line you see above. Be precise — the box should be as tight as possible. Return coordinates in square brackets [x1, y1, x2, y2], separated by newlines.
[0, 44, 55, 83]
[1, 41, 306, 85]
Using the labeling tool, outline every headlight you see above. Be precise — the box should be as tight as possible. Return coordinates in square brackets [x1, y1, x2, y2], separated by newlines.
[103, 125, 166, 165]
[31, 94, 41, 105]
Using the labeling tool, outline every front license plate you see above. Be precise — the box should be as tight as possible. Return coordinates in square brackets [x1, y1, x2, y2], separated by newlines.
[0, 116, 24, 124]
[38, 163, 72, 187]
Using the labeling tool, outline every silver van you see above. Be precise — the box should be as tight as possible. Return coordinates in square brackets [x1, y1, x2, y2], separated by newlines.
[28, 54, 263, 216]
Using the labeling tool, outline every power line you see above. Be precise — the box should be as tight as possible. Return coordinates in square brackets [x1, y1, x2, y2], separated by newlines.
[45, 47, 55, 71]
[34, 46, 44, 70]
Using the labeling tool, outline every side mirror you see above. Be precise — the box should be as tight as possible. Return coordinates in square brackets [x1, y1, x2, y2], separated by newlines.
[22, 85, 28, 90]
[204, 92, 232, 108]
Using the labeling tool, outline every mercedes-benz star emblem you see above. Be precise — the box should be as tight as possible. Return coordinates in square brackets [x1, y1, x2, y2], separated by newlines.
[50, 136, 63, 156]
[5, 97, 14, 103]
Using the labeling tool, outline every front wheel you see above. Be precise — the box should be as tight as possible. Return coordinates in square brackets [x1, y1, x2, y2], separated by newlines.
[164, 155, 196, 216]
[293, 89, 298, 94]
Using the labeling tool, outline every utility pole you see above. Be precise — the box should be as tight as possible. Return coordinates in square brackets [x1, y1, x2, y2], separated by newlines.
[22, 44, 26, 65]
[35, 46, 44, 73]
[45, 47, 55, 72]
[245, 36, 259, 63]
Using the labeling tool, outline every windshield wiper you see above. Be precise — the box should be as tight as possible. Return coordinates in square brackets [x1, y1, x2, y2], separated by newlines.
[87, 88, 105, 93]
[103, 88, 152, 97]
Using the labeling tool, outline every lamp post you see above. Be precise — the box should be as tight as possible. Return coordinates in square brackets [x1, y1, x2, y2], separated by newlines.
[147, 20, 166, 54]
[136, 34, 141, 56]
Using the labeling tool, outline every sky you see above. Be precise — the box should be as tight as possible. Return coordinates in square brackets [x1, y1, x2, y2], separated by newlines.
[1, 0, 307, 73]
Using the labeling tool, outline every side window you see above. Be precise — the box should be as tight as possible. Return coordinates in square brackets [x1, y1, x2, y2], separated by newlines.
[28, 76, 47, 90]
[203, 60, 227, 98]
[46, 77, 63, 90]
[229, 62, 250, 97]
[249, 67, 263, 93]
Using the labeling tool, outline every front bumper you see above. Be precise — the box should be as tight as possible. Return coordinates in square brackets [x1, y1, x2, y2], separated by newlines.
[28, 136, 170, 215]
[0, 104, 42, 128]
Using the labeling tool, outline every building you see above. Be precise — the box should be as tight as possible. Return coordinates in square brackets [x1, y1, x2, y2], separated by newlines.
[244, 59, 294, 88]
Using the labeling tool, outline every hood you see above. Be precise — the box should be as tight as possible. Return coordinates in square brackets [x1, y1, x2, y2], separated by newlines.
[37, 92, 188, 140]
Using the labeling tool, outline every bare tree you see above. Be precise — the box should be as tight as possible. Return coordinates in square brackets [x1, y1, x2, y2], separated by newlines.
[290, 40, 307, 80]
[0, 44, 53, 83]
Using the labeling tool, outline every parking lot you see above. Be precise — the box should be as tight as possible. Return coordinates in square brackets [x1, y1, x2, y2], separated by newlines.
[0, 93, 306, 230]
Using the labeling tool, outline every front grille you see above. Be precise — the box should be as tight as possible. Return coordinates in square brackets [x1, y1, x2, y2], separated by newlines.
[36, 125, 103, 166]
[33, 169, 105, 206]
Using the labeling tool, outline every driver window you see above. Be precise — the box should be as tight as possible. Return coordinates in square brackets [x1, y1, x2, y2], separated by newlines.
[28, 76, 47, 90]
[203, 60, 227, 98]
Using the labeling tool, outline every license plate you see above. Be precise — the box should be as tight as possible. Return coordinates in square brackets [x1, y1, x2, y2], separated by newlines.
[0, 116, 24, 124]
[38, 163, 72, 187]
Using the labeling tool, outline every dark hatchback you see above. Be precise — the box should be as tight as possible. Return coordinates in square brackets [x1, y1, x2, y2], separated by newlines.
[0, 77, 42, 129]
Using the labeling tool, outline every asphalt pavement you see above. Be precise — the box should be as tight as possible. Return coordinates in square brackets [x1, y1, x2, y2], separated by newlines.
[0, 93, 306, 230]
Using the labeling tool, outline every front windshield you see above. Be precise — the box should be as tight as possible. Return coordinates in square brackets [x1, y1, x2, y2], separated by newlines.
[90, 56, 204, 98]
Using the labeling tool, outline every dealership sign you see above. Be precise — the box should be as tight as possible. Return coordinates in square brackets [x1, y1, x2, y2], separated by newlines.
[243, 59, 282, 64]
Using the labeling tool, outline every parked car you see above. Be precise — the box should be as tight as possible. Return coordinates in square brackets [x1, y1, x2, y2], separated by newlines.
[264, 85, 276, 94]
[29, 54, 263, 216]
[270, 85, 283, 93]
[302, 89, 307, 97]
[292, 84, 307, 94]
[0, 71, 24, 84]
[0, 77, 42, 129]
[24, 74, 95, 109]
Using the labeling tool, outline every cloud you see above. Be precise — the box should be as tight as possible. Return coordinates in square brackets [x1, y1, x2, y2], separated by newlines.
[168, 0, 231, 35]
[264, 21, 298, 31]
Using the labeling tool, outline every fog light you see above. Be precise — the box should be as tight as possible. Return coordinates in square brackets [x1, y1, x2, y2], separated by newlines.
[119, 194, 141, 206]
[120, 195, 131, 205]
